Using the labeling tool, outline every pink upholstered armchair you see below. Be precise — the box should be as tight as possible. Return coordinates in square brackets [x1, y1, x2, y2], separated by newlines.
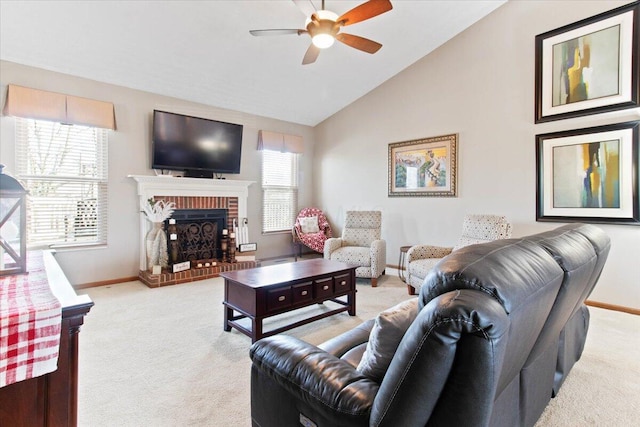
[324, 210, 386, 287]
[292, 207, 332, 260]
[406, 214, 512, 295]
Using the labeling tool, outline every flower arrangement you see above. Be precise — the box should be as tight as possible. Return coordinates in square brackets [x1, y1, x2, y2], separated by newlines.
[141, 198, 176, 222]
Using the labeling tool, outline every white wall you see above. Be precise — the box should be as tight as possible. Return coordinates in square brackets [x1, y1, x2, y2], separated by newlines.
[313, 0, 640, 309]
[0, 61, 315, 285]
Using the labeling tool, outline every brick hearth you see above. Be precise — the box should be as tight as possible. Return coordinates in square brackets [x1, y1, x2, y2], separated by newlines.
[139, 260, 258, 288]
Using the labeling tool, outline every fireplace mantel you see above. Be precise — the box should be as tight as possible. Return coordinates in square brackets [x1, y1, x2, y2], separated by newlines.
[129, 175, 254, 201]
[129, 175, 255, 270]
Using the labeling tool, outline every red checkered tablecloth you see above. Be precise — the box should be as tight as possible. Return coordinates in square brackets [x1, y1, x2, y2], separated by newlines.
[0, 251, 62, 388]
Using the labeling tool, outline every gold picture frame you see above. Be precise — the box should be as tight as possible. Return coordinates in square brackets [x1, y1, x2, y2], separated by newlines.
[388, 133, 458, 197]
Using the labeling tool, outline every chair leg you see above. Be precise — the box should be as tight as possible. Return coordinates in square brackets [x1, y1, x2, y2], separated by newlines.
[407, 285, 416, 295]
[371, 278, 377, 287]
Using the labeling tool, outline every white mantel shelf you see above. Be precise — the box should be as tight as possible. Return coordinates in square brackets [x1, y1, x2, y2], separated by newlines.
[128, 175, 255, 270]
[128, 175, 254, 199]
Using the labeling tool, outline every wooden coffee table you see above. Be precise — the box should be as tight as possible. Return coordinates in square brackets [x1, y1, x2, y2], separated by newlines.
[221, 258, 357, 342]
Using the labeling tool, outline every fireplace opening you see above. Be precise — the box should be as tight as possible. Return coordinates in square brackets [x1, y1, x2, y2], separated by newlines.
[165, 209, 228, 263]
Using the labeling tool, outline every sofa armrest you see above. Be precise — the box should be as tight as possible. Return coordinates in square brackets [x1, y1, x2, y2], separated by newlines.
[324, 237, 343, 259]
[250, 335, 379, 422]
[370, 239, 386, 277]
[318, 318, 375, 358]
[406, 245, 453, 263]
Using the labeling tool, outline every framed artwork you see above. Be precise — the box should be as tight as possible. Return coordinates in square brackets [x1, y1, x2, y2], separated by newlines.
[536, 121, 639, 225]
[534, 2, 639, 123]
[388, 133, 457, 197]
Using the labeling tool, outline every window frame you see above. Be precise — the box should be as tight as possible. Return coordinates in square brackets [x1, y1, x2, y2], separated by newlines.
[261, 149, 299, 234]
[14, 117, 109, 249]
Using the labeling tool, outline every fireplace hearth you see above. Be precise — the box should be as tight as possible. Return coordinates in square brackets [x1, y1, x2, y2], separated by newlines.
[129, 176, 256, 288]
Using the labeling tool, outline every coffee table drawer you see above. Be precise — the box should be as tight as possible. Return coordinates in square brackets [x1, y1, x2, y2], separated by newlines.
[334, 273, 352, 294]
[267, 286, 292, 312]
[314, 277, 334, 299]
[293, 282, 313, 304]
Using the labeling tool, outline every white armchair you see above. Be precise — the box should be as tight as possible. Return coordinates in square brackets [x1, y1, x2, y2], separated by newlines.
[324, 211, 386, 287]
[406, 214, 512, 294]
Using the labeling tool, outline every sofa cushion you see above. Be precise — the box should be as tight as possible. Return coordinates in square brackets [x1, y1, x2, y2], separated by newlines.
[299, 215, 320, 234]
[408, 258, 441, 282]
[329, 246, 372, 267]
[357, 298, 419, 382]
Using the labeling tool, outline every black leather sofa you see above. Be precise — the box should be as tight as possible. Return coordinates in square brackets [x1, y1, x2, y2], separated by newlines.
[249, 224, 610, 427]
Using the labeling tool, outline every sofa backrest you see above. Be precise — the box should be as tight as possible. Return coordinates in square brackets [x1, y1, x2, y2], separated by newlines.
[421, 239, 566, 393]
[371, 238, 566, 426]
[370, 224, 609, 427]
[521, 224, 609, 364]
[517, 223, 610, 425]
[453, 214, 512, 251]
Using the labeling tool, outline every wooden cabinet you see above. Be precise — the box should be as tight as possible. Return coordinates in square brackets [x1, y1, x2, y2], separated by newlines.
[0, 251, 93, 427]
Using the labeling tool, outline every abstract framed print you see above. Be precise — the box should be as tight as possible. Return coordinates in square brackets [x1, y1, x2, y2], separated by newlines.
[535, 2, 639, 123]
[536, 121, 639, 224]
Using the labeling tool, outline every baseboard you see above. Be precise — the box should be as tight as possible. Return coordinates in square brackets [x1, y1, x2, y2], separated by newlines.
[74, 276, 139, 289]
[585, 300, 640, 316]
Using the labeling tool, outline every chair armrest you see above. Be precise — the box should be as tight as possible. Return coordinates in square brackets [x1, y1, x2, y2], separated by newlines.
[324, 237, 343, 258]
[370, 239, 386, 277]
[250, 335, 379, 422]
[406, 245, 453, 263]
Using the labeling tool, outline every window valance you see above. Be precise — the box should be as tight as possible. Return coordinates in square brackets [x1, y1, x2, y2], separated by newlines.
[258, 130, 303, 154]
[3, 84, 116, 130]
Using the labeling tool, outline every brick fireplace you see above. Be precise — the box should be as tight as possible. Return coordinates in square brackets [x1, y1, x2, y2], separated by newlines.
[129, 175, 255, 287]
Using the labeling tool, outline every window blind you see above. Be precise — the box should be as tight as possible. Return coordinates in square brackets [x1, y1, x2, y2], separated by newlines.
[3, 84, 116, 130]
[258, 130, 304, 153]
[262, 150, 299, 233]
[15, 118, 108, 248]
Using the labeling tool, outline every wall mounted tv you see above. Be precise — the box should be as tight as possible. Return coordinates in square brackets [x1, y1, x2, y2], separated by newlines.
[152, 110, 243, 178]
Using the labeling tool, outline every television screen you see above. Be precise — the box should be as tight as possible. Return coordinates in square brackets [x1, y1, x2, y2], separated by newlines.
[152, 110, 243, 177]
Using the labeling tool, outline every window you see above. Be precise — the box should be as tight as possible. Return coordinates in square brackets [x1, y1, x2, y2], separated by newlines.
[15, 118, 108, 248]
[262, 150, 299, 233]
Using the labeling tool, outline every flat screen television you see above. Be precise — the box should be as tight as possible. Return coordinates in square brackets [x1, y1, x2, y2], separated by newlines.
[152, 110, 243, 178]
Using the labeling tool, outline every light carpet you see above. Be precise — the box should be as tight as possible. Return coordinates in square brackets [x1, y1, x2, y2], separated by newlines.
[78, 273, 640, 426]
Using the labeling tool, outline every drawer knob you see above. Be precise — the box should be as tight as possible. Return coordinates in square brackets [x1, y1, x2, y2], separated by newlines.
[278, 295, 286, 302]
[340, 280, 346, 285]
[301, 290, 308, 296]
[323, 285, 329, 290]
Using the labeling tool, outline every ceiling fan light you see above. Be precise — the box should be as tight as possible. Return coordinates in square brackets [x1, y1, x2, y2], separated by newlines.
[312, 33, 335, 49]
[305, 10, 339, 26]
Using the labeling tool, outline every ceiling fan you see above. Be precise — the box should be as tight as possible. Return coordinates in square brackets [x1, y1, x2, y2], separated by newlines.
[250, 0, 393, 65]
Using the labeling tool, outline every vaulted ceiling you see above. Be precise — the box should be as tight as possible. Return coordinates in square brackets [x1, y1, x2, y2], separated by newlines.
[0, 1, 507, 126]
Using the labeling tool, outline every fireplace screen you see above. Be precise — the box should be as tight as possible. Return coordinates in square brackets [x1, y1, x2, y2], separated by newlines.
[166, 209, 227, 263]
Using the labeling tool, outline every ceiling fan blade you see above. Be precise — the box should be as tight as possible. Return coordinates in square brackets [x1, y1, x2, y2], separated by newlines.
[292, 0, 316, 17]
[302, 44, 321, 65]
[250, 29, 307, 36]
[337, 0, 393, 26]
[336, 33, 382, 54]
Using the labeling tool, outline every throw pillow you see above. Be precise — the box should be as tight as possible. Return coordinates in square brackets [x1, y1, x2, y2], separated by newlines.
[357, 298, 419, 382]
[300, 216, 320, 234]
